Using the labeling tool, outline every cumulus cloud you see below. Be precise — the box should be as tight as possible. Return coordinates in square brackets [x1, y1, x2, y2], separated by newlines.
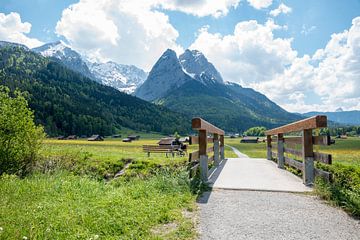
[159, 0, 240, 18]
[190, 16, 360, 112]
[0, 12, 43, 48]
[56, 0, 184, 71]
[311, 17, 360, 110]
[190, 19, 296, 85]
[247, 0, 273, 9]
[269, 3, 292, 17]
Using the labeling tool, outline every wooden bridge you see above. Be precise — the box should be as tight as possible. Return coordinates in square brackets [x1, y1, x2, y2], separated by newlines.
[189, 116, 332, 191]
[190, 117, 360, 240]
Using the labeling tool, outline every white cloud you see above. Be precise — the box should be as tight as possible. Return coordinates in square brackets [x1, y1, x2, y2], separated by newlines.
[159, 0, 240, 18]
[247, 0, 272, 9]
[0, 12, 43, 48]
[190, 19, 296, 85]
[311, 17, 360, 110]
[190, 16, 360, 112]
[56, 0, 183, 71]
[269, 3, 292, 17]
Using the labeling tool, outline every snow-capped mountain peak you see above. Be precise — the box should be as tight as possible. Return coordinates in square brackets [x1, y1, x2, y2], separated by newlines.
[179, 49, 223, 84]
[88, 61, 147, 94]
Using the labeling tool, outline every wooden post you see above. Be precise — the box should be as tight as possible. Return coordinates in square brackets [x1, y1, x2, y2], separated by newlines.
[199, 130, 208, 181]
[277, 133, 284, 169]
[302, 129, 314, 186]
[213, 134, 220, 166]
[220, 134, 224, 160]
[266, 135, 272, 160]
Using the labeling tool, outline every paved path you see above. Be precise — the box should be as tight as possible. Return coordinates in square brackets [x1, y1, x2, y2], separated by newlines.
[198, 146, 360, 240]
[209, 146, 312, 192]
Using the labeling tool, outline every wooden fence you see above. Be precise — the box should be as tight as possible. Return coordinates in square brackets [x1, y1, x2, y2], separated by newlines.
[265, 115, 333, 186]
[188, 118, 225, 181]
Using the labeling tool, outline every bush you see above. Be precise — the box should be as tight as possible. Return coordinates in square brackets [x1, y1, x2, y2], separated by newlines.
[244, 126, 267, 136]
[315, 163, 360, 216]
[0, 86, 45, 175]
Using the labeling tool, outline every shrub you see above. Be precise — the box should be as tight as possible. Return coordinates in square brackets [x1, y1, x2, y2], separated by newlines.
[0, 86, 45, 175]
[244, 126, 267, 136]
[315, 163, 360, 216]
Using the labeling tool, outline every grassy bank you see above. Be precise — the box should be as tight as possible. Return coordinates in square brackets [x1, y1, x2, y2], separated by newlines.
[1, 137, 237, 239]
[0, 170, 196, 239]
[226, 137, 360, 217]
[39, 138, 237, 179]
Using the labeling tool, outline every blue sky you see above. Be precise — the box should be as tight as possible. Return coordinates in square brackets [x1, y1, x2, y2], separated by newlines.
[1, 0, 359, 56]
[0, 0, 360, 112]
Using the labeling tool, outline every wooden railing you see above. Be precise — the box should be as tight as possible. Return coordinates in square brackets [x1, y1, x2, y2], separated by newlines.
[265, 115, 333, 186]
[188, 118, 225, 181]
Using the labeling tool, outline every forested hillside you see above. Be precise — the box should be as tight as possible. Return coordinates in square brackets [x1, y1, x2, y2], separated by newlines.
[0, 46, 189, 136]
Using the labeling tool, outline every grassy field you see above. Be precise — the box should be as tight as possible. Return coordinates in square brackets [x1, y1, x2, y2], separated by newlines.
[226, 137, 360, 166]
[39, 138, 237, 178]
[0, 171, 196, 239]
[0, 137, 236, 239]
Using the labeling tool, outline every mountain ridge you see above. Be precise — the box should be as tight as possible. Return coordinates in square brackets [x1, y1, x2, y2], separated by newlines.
[135, 48, 302, 132]
[0, 44, 189, 136]
[302, 110, 360, 126]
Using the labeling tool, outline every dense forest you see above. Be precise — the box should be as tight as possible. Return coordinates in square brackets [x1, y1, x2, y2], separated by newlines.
[158, 80, 301, 133]
[0, 46, 190, 136]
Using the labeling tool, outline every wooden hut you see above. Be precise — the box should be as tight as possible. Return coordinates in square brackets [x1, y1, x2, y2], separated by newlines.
[66, 135, 78, 140]
[88, 135, 104, 141]
[128, 135, 140, 141]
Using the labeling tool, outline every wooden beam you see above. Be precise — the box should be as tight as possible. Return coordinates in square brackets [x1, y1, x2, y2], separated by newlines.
[284, 156, 304, 171]
[189, 163, 199, 178]
[314, 168, 332, 183]
[198, 130, 207, 155]
[313, 152, 332, 164]
[192, 118, 225, 135]
[284, 147, 302, 157]
[303, 129, 314, 185]
[265, 115, 327, 135]
[188, 151, 199, 162]
[284, 136, 332, 146]
[189, 136, 214, 145]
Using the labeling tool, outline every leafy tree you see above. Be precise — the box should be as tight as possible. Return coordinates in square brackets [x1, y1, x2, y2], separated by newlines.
[244, 126, 267, 136]
[0, 86, 45, 175]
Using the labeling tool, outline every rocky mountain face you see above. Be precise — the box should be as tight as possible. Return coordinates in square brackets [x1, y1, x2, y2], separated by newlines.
[32, 42, 147, 93]
[179, 49, 223, 84]
[135, 48, 302, 132]
[135, 49, 193, 101]
[88, 61, 147, 94]
[32, 41, 95, 80]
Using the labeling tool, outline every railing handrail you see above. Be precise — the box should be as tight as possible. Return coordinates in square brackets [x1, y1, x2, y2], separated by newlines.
[265, 115, 333, 186]
[265, 115, 327, 135]
[192, 117, 225, 135]
[189, 118, 225, 181]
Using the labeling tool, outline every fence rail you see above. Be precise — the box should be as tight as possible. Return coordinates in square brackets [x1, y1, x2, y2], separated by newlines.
[265, 115, 333, 186]
[188, 118, 225, 181]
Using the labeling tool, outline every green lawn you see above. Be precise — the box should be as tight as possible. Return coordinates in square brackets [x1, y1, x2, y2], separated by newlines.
[226, 137, 360, 166]
[0, 137, 236, 239]
[0, 171, 196, 239]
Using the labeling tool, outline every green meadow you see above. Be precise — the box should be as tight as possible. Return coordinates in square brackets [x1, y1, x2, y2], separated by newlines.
[0, 137, 237, 239]
[226, 137, 360, 166]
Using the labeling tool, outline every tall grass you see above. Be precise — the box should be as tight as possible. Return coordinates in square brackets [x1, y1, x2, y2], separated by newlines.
[0, 170, 196, 239]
